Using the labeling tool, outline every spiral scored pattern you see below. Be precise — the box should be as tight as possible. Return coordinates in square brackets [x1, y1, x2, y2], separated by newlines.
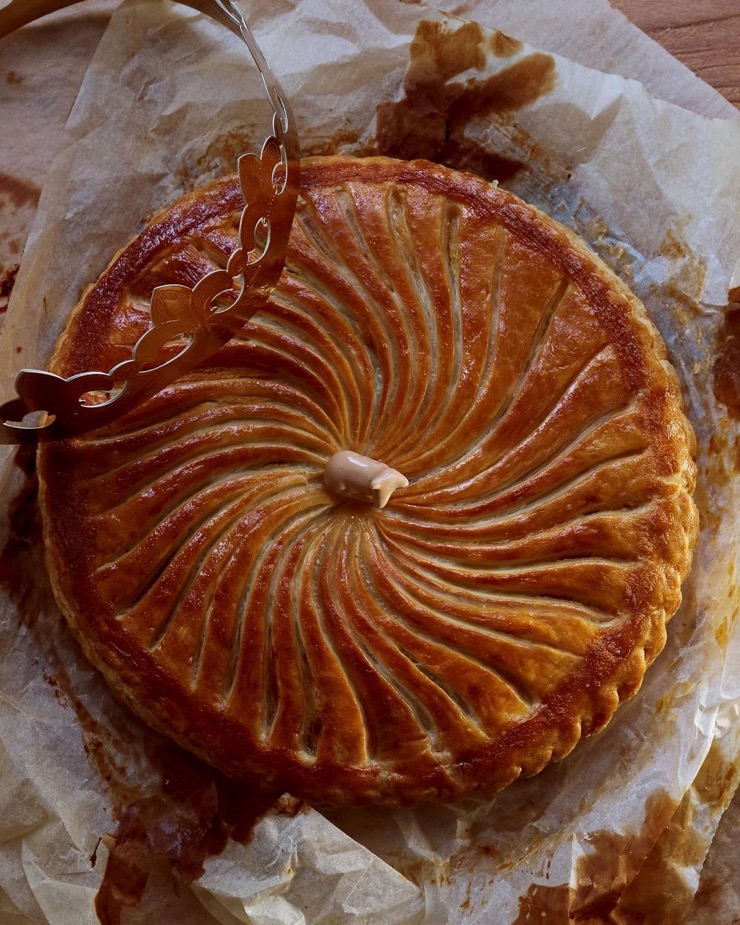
[39, 157, 697, 805]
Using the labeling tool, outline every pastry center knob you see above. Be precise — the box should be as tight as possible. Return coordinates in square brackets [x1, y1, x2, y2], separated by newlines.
[324, 450, 409, 509]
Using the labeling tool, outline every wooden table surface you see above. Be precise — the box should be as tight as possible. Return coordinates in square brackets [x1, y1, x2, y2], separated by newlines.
[611, 0, 740, 108]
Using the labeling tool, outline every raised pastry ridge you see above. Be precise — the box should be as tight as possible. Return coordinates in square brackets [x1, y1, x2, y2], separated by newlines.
[39, 157, 698, 805]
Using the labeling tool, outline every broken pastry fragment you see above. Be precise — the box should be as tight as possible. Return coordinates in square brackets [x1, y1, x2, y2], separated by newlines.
[38, 156, 698, 806]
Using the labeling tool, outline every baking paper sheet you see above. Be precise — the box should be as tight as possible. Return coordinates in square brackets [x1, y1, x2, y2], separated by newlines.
[0, 1, 115, 310]
[0, 1, 738, 922]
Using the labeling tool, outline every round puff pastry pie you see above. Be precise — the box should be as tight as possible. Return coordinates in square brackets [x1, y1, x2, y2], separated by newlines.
[38, 157, 698, 806]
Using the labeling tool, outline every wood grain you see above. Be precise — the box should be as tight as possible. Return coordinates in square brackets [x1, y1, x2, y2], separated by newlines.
[611, 0, 740, 108]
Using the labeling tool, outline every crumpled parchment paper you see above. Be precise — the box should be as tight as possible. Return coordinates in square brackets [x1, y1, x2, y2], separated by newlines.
[0, 1, 737, 923]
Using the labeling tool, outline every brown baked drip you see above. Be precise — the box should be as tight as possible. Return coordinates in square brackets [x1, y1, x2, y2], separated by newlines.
[38, 157, 698, 805]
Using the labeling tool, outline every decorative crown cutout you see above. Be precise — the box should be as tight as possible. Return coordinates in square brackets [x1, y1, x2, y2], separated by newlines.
[0, 0, 298, 443]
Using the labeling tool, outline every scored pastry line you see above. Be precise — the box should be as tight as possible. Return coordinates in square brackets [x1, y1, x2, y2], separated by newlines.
[379, 536, 639, 572]
[436, 273, 570, 479]
[76, 377, 342, 448]
[276, 249, 386, 361]
[289, 202, 394, 442]
[249, 313, 358, 430]
[235, 331, 352, 426]
[301, 197, 410, 448]
[262, 513, 328, 746]
[376, 545, 622, 626]
[292, 521, 344, 759]
[353, 532, 538, 719]
[380, 498, 658, 550]
[147, 495, 269, 651]
[397, 645, 483, 727]
[190, 497, 331, 693]
[94, 473, 263, 580]
[403, 342, 625, 502]
[417, 392, 643, 512]
[123, 411, 332, 459]
[367, 533, 613, 662]
[268, 286, 377, 448]
[259, 293, 367, 438]
[313, 520, 378, 762]
[424, 202, 466, 432]
[389, 214, 497, 475]
[388, 203, 464, 463]
[344, 187, 433, 451]
[270, 284, 375, 451]
[408, 273, 572, 488]
[301, 187, 448, 456]
[342, 528, 491, 754]
[81, 416, 327, 512]
[217, 503, 334, 715]
[362, 596, 573, 716]
[222, 503, 332, 704]
[95, 467, 312, 577]
[161, 407, 338, 448]
[403, 445, 651, 526]
[113, 479, 322, 634]
[330, 526, 439, 751]
[84, 435, 328, 507]
[379, 539, 627, 614]
[366, 188, 432, 453]
[442, 199, 465, 428]
[263, 516, 317, 752]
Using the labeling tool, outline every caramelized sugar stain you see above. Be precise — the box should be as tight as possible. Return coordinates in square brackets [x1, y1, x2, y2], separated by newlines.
[714, 605, 736, 651]
[658, 226, 694, 263]
[0, 452, 290, 924]
[615, 748, 739, 922]
[713, 304, 740, 420]
[166, 129, 256, 202]
[690, 872, 725, 917]
[695, 417, 738, 539]
[0, 172, 39, 209]
[577, 791, 678, 920]
[707, 429, 739, 477]
[459, 876, 473, 910]
[654, 221, 708, 299]
[43, 673, 131, 788]
[0, 263, 18, 313]
[198, 128, 255, 177]
[449, 53, 557, 117]
[94, 745, 293, 925]
[374, 19, 556, 184]
[411, 18, 487, 79]
[693, 741, 739, 810]
[513, 883, 570, 923]
[689, 793, 740, 917]
[489, 31, 524, 59]
[0, 445, 43, 616]
[472, 790, 679, 922]
[646, 228, 708, 368]
[304, 130, 362, 158]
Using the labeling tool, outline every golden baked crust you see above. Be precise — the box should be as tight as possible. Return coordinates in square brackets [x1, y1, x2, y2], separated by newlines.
[38, 156, 698, 806]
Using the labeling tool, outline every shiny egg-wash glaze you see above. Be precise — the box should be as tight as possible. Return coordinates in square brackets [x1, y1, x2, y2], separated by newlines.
[39, 157, 698, 806]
